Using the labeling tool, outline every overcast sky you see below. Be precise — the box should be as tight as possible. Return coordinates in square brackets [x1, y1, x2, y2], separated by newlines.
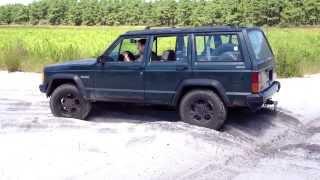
[0, 0, 34, 5]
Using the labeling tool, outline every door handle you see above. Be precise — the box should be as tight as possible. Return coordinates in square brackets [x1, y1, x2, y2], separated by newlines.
[176, 65, 188, 71]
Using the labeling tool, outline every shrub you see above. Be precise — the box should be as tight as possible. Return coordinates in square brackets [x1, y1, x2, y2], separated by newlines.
[275, 46, 302, 77]
[3, 40, 28, 72]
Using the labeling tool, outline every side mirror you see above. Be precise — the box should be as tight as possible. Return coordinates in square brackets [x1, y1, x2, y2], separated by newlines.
[97, 55, 104, 64]
[97, 55, 111, 64]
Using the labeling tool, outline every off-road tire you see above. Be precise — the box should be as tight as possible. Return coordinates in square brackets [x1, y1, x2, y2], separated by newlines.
[179, 90, 227, 130]
[50, 84, 91, 120]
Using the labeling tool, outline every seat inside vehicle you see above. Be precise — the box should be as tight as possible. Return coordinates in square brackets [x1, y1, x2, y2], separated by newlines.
[161, 50, 176, 61]
[213, 43, 236, 56]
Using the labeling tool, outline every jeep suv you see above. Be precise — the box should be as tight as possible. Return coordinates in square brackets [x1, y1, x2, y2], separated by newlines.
[39, 26, 280, 130]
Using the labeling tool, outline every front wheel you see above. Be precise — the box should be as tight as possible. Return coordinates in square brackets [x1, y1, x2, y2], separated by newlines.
[179, 90, 227, 130]
[50, 84, 91, 120]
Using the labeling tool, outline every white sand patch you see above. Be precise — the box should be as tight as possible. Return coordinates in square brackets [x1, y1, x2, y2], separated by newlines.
[0, 71, 320, 180]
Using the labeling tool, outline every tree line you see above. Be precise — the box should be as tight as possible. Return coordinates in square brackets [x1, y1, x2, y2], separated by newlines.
[0, 0, 319, 26]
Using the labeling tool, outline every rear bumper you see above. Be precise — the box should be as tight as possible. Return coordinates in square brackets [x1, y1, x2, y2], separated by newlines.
[246, 81, 281, 109]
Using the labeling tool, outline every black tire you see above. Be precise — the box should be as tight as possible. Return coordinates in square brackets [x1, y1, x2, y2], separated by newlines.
[179, 90, 227, 130]
[49, 84, 91, 120]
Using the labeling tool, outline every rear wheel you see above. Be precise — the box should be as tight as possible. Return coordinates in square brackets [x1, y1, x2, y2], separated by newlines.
[50, 84, 91, 120]
[179, 90, 227, 130]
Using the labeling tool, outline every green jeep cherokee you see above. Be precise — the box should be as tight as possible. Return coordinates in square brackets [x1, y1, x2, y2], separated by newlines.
[39, 26, 280, 130]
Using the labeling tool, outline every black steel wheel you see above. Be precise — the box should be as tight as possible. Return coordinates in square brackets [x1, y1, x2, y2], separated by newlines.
[179, 90, 227, 130]
[190, 99, 216, 122]
[50, 84, 91, 119]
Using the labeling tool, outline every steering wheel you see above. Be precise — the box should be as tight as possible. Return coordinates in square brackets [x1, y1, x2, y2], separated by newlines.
[120, 51, 135, 62]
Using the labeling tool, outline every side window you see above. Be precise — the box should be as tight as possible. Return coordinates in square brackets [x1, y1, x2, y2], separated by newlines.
[248, 30, 273, 61]
[107, 37, 148, 63]
[151, 35, 189, 62]
[195, 34, 242, 62]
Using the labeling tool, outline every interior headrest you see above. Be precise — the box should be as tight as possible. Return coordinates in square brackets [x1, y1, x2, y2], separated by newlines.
[161, 50, 176, 61]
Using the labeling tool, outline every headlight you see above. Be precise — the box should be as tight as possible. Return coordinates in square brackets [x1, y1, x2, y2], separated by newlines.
[42, 72, 45, 83]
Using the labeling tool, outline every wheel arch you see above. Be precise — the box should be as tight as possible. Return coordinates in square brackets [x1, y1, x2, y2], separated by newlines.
[173, 79, 230, 107]
[46, 74, 88, 99]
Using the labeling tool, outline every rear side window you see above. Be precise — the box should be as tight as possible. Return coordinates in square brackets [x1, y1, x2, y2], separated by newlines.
[151, 35, 189, 62]
[248, 30, 273, 61]
[195, 34, 242, 62]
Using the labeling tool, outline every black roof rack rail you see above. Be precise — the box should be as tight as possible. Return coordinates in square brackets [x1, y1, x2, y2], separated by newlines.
[125, 26, 246, 36]
[145, 26, 176, 30]
[225, 24, 242, 29]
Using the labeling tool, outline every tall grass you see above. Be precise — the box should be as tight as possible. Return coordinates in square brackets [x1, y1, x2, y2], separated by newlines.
[265, 27, 320, 77]
[1, 39, 28, 72]
[0, 26, 319, 77]
[0, 26, 140, 72]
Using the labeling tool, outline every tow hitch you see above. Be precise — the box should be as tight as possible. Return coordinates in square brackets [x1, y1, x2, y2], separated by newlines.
[264, 99, 278, 111]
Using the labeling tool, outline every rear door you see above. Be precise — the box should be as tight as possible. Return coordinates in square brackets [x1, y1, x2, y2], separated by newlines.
[144, 34, 191, 105]
[246, 29, 276, 90]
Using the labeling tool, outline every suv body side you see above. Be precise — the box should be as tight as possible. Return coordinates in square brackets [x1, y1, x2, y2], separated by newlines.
[41, 27, 279, 110]
[39, 26, 280, 129]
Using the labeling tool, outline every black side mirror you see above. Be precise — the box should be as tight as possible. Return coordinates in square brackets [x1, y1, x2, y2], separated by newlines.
[97, 55, 109, 64]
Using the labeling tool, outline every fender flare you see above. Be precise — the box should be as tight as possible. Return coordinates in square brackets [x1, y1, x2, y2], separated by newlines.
[46, 73, 88, 99]
[173, 79, 230, 106]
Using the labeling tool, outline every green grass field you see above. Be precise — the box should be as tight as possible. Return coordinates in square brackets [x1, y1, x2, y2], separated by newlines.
[264, 27, 320, 77]
[0, 26, 319, 77]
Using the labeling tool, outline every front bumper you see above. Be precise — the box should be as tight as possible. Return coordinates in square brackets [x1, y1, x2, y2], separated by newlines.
[247, 81, 281, 109]
[39, 84, 47, 93]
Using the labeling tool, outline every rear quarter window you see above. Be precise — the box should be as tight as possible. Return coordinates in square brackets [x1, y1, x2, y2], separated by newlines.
[195, 34, 243, 62]
[247, 30, 273, 61]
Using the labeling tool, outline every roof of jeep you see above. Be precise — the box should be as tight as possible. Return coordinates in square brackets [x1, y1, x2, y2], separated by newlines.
[124, 26, 250, 36]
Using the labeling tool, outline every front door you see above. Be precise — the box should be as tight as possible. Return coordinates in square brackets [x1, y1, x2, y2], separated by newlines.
[94, 36, 149, 102]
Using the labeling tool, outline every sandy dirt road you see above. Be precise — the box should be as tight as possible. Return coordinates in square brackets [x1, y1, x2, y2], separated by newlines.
[0, 71, 319, 180]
